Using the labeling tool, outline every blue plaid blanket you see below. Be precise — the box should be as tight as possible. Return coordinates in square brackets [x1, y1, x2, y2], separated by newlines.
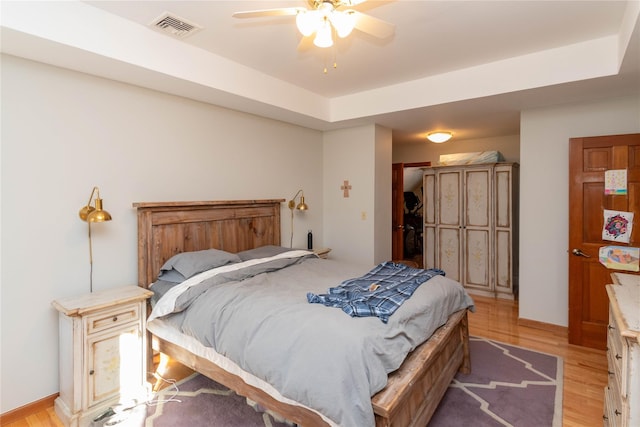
[307, 262, 445, 323]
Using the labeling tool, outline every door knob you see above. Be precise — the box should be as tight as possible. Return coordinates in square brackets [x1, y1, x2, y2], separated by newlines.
[571, 248, 591, 258]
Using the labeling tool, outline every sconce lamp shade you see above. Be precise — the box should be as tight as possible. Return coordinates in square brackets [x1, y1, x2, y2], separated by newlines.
[87, 198, 112, 223]
[79, 187, 112, 223]
[78, 205, 95, 221]
[426, 132, 453, 143]
[288, 190, 309, 211]
[296, 195, 309, 211]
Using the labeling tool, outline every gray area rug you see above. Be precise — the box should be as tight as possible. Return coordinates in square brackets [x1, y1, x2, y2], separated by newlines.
[92, 336, 562, 427]
[429, 336, 563, 427]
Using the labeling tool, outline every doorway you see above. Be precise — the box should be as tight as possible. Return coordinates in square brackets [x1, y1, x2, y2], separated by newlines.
[568, 133, 639, 349]
[392, 162, 431, 266]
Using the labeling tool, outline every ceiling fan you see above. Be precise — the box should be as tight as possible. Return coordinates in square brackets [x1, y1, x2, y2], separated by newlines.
[232, 0, 395, 48]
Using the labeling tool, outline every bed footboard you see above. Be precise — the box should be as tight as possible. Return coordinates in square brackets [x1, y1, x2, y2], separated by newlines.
[372, 309, 470, 427]
[152, 336, 330, 427]
[152, 308, 469, 427]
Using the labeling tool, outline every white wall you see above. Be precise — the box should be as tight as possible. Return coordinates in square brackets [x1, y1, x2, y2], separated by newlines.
[0, 54, 324, 413]
[323, 124, 392, 268]
[392, 134, 520, 165]
[374, 125, 393, 264]
[519, 95, 640, 326]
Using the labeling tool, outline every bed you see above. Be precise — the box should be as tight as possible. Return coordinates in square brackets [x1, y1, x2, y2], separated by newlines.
[134, 199, 472, 427]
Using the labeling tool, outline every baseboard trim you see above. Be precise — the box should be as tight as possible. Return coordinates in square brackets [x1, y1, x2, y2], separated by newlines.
[518, 318, 568, 335]
[0, 393, 59, 425]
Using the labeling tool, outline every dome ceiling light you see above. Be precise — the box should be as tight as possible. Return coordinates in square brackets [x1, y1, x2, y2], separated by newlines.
[427, 132, 453, 143]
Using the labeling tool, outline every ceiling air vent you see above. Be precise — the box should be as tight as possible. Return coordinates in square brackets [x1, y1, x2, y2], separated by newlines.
[150, 12, 202, 38]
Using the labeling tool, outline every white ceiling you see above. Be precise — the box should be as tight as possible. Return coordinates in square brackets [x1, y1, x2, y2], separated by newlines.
[2, 1, 639, 145]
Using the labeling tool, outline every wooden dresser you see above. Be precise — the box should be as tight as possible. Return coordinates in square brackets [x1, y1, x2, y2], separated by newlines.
[604, 273, 640, 427]
[52, 285, 153, 427]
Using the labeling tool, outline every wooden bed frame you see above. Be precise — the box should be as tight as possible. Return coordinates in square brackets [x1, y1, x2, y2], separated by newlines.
[134, 199, 470, 427]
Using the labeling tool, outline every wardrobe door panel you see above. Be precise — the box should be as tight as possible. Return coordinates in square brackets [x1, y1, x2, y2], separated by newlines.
[465, 229, 491, 291]
[465, 168, 490, 228]
[438, 171, 462, 226]
[423, 172, 437, 270]
[495, 229, 512, 295]
[437, 227, 462, 282]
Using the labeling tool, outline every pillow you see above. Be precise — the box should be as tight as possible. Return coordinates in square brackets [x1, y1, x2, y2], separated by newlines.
[149, 279, 177, 307]
[237, 245, 295, 261]
[158, 249, 242, 283]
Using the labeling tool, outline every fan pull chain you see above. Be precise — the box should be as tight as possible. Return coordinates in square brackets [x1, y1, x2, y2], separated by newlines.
[323, 45, 338, 74]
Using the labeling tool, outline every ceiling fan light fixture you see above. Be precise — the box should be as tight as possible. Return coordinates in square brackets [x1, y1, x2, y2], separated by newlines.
[314, 18, 333, 48]
[427, 132, 453, 143]
[296, 10, 319, 36]
[330, 10, 355, 38]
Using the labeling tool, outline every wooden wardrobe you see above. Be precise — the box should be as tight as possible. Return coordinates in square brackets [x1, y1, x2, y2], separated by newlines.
[423, 163, 519, 299]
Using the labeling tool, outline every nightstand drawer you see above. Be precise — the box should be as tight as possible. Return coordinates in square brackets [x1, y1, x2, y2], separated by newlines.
[86, 302, 141, 335]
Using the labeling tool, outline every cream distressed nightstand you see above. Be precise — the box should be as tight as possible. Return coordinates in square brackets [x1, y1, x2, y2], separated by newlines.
[52, 285, 153, 427]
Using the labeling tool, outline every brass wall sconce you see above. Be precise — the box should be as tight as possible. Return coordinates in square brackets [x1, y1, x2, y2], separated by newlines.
[288, 189, 308, 248]
[78, 186, 112, 292]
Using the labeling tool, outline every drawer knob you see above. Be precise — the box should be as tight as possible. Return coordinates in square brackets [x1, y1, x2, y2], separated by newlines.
[615, 409, 621, 416]
[603, 414, 608, 420]
[608, 324, 615, 330]
[89, 369, 94, 375]
[608, 370, 614, 376]
[615, 354, 622, 360]
[112, 316, 118, 322]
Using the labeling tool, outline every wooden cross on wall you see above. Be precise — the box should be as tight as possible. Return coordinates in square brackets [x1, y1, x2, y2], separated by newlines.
[341, 180, 352, 198]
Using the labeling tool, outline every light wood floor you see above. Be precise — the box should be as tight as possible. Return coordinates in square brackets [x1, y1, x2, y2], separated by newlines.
[2, 295, 607, 427]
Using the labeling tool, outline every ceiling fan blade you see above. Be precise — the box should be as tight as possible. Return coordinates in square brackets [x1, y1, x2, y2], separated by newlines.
[351, 10, 394, 39]
[297, 35, 314, 52]
[339, 0, 368, 6]
[232, 8, 302, 19]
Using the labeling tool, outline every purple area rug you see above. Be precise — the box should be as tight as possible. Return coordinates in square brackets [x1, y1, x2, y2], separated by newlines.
[428, 336, 563, 427]
[144, 374, 291, 427]
[92, 336, 562, 427]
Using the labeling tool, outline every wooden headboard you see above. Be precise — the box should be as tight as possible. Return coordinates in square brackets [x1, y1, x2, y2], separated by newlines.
[133, 199, 285, 289]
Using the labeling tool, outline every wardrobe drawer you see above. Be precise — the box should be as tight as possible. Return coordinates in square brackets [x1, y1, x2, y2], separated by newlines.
[85, 302, 140, 335]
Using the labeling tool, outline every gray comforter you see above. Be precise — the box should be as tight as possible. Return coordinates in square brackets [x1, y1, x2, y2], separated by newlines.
[149, 251, 474, 427]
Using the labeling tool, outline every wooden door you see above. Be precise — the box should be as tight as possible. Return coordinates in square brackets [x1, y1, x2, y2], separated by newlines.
[392, 162, 431, 262]
[392, 163, 404, 260]
[568, 133, 640, 349]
